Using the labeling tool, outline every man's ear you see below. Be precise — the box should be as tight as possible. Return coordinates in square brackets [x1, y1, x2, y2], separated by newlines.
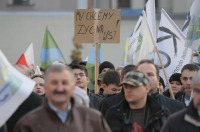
[146, 84, 151, 93]
[180, 76, 183, 84]
[86, 77, 89, 83]
[102, 84, 107, 90]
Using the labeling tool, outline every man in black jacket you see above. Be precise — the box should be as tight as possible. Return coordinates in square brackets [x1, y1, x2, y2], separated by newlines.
[71, 64, 102, 110]
[177, 64, 199, 106]
[136, 59, 185, 113]
[100, 65, 135, 116]
[106, 71, 169, 132]
[161, 71, 200, 132]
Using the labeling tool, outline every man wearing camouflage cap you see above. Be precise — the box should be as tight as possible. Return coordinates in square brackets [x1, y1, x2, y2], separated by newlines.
[105, 71, 169, 132]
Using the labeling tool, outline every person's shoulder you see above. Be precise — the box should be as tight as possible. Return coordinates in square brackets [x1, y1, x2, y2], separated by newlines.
[22, 105, 44, 119]
[167, 108, 187, 122]
[106, 100, 126, 114]
[25, 92, 43, 105]
[103, 93, 123, 102]
[15, 106, 44, 126]
[160, 94, 184, 106]
[161, 108, 186, 132]
[74, 105, 102, 117]
[89, 92, 103, 101]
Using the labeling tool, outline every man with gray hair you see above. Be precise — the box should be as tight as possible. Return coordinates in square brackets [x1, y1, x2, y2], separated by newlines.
[161, 71, 200, 132]
[14, 64, 111, 132]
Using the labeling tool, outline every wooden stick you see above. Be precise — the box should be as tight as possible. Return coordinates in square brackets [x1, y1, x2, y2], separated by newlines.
[94, 43, 99, 94]
[191, 50, 194, 64]
[196, 51, 200, 57]
[154, 47, 175, 100]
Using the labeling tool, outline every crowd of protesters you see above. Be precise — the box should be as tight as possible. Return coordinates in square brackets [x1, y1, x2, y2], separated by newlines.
[1, 59, 200, 132]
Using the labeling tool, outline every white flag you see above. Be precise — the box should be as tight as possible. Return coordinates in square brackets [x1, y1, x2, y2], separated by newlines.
[145, 0, 156, 39]
[182, 0, 200, 51]
[133, 13, 155, 65]
[154, 9, 192, 84]
[34, 66, 42, 76]
[0, 50, 35, 127]
[127, 16, 142, 64]
[127, 0, 156, 64]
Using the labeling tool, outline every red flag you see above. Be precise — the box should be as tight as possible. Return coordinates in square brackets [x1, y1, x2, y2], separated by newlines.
[16, 43, 34, 68]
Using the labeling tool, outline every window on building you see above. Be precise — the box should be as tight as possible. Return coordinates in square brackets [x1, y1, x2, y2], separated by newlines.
[118, 0, 131, 8]
[7, 0, 33, 5]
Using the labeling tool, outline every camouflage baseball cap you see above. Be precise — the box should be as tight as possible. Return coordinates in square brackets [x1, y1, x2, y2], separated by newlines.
[121, 71, 149, 87]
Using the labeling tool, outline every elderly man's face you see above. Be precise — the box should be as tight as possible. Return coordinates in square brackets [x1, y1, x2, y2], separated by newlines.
[44, 70, 75, 107]
[192, 85, 200, 111]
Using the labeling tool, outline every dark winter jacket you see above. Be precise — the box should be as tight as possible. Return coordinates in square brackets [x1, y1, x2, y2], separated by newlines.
[100, 92, 124, 116]
[105, 95, 170, 132]
[176, 92, 189, 107]
[161, 101, 200, 132]
[13, 98, 111, 132]
[151, 92, 185, 113]
[0, 125, 7, 132]
[6, 92, 43, 132]
[88, 91, 103, 110]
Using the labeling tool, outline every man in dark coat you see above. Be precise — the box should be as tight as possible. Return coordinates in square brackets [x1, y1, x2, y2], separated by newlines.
[100, 65, 135, 116]
[177, 64, 199, 106]
[161, 71, 200, 132]
[106, 71, 169, 132]
[14, 64, 111, 132]
[136, 59, 185, 113]
[71, 64, 102, 110]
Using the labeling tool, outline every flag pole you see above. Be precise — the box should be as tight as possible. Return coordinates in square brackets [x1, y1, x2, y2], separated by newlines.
[95, 43, 99, 94]
[191, 50, 194, 64]
[143, 11, 175, 99]
[94, 8, 100, 94]
[154, 47, 175, 99]
[195, 50, 200, 57]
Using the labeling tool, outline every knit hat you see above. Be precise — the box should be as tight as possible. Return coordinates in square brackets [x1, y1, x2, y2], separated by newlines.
[120, 71, 149, 87]
[169, 73, 182, 84]
[99, 61, 115, 73]
[159, 76, 165, 88]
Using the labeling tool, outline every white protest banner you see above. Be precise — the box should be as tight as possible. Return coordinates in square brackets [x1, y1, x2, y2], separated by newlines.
[74, 9, 120, 43]
[0, 50, 35, 127]
[154, 9, 192, 85]
[133, 13, 155, 65]
[127, 0, 156, 64]
[182, 0, 200, 51]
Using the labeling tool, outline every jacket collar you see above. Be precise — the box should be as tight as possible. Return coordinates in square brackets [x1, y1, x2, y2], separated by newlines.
[184, 101, 200, 127]
[112, 95, 167, 125]
[43, 98, 75, 124]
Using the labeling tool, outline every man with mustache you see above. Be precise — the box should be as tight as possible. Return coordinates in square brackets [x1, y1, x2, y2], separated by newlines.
[13, 64, 111, 132]
[161, 71, 200, 132]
